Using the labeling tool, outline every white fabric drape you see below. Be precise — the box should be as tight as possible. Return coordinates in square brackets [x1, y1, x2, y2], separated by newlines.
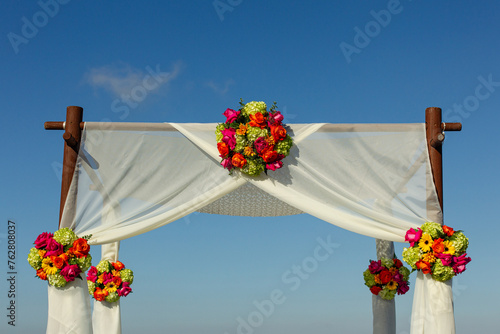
[46, 122, 453, 333]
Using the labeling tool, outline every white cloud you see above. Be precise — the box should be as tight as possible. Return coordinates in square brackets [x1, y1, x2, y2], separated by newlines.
[85, 62, 182, 97]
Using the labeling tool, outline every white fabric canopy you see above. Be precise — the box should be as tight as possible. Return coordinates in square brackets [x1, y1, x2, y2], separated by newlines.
[49, 122, 454, 333]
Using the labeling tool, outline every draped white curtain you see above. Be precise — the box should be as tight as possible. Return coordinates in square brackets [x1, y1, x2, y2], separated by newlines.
[48, 122, 453, 333]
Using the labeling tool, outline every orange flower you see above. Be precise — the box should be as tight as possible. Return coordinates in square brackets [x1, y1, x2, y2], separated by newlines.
[389, 267, 398, 275]
[416, 260, 432, 274]
[51, 255, 65, 269]
[443, 225, 455, 236]
[38, 249, 47, 258]
[72, 238, 90, 258]
[431, 238, 445, 254]
[231, 153, 247, 168]
[217, 142, 229, 157]
[112, 276, 122, 287]
[112, 261, 125, 271]
[236, 123, 247, 135]
[248, 112, 267, 128]
[271, 125, 287, 141]
[374, 274, 382, 284]
[94, 287, 109, 301]
[261, 150, 278, 163]
[36, 268, 48, 280]
[243, 146, 255, 156]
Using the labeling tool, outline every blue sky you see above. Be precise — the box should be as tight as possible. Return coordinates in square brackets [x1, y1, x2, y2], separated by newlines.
[1, 1, 499, 333]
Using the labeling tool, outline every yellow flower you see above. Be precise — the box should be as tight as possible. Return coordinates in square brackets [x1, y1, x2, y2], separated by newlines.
[266, 136, 275, 147]
[236, 124, 247, 135]
[244, 146, 256, 156]
[442, 241, 456, 255]
[422, 252, 436, 263]
[104, 280, 118, 293]
[418, 233, 433, 252]
[386, 280, 398, 290]
[41, 258, 58, 275]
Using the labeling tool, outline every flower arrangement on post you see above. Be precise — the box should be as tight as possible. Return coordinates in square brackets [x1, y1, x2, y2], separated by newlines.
[27, 228, 92, 287]
[87, 260, 134, 303]
[216, 100, 293, 176]
[363, 257, 411, 300]
[402, 222, 471, 282]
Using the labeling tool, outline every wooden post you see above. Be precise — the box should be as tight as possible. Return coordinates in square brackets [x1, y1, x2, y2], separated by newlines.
[425, 107, 462, 211]
[58, 106, 83, 226]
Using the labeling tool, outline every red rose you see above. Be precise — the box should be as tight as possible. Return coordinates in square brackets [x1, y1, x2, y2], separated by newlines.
[443, 225, 455, 237]
[231, 153, 247, 168]
[370, 286, 382, 295]
[217, 142, 230, 157]
[416, 260, 432, 274]
[271, 125, 287, 141]
[261, 150, 278, 163]
[249, 112, 267, 128]
[393, 259, 403, 268]
[379, 269, 392, 284]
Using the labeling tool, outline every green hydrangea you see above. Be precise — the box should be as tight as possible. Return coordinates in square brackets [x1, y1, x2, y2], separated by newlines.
[399, 266, 411, 281]
[402, 247, 421, 269]
[234, 135, 248, 152]
[27, 247, 42, 270]
[120, 269, 134, 284]
[96, 260, 112, 273]
[87, 281, 96, 295]
[76, 253, 92, 272]
[241, 159, 265, 176]
[379, 288, 396, 300]
[105, 292, 120, 303]
[450, 231, 469, 255]
[215, 123, 226, 142]
[48, 274, 67, 288]
[420, 222, 444, 239]
[275, 136, 293, 156]
[242, 101, 267, 116]
[363, 269, 376, 287]
[380, 257, 394, 269]
[431, 260, 455, 282]
[53, 227, 78, 246]
[246, 127, 269, 142]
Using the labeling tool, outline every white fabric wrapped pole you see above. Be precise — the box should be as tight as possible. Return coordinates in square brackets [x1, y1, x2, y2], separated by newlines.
[372, 239, 396, 334]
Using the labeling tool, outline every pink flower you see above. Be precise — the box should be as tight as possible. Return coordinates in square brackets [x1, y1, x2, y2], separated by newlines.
[368, 260, 383, 274]
[221, 158, 233, 170]
[60, 264, 82, 282]
[452, 253, 471, 274]
[117, 282, 132, 297]
[405, 227, 422, 247]
[254, 137, 269, 154]
[266, 161, 283, 171]
[270, 111, 284, 124]
[223, 108, 240, 123]
[87, 266, 98, 283]
[436, 253, 453, 266]
[397, 282, 409, 295]
[34, 232, 54, 249]
[101, 272, 114, 284]
[221, 128, 236, 149]
[45, 238, 64, 257]
[392, 272, 404, 283]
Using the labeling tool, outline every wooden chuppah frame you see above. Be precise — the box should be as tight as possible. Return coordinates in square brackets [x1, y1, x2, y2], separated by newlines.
[45, 105, 462, 223]
[44, 105, 462, 333]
